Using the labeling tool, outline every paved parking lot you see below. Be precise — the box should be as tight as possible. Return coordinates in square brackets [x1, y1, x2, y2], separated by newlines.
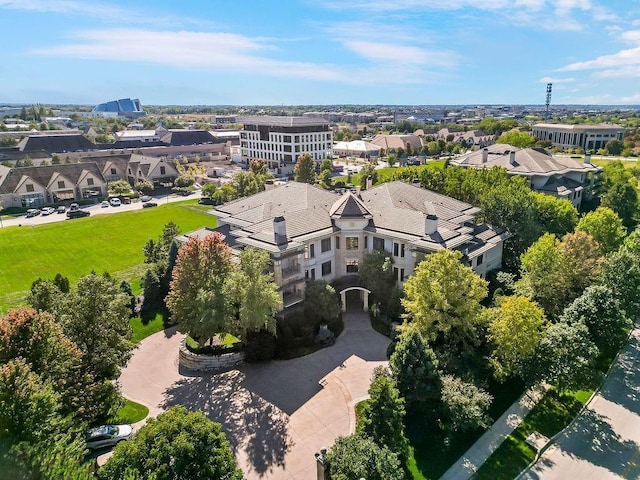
[118, 310, 390, 480]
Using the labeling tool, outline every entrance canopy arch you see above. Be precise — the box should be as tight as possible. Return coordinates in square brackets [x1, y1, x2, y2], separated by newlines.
[338, 286, 371, 312]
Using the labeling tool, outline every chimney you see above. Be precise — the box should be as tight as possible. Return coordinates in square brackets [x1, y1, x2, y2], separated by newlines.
[366, 175, 373, 190]
[424, 202, 438, 235]
[482, 148, 488, 163]
[509, 150, 516, 165]
[584, 153, 591, 164]
[273, 216, 287, 245]
[265, 179, 274, 191]
[355, 186, 361, 197]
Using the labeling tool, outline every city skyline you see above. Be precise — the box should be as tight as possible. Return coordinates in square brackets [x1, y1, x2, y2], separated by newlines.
[1, 0, 639, 106]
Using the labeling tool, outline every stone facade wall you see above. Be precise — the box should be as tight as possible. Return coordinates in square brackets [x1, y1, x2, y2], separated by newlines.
[178, 339, 245, 371]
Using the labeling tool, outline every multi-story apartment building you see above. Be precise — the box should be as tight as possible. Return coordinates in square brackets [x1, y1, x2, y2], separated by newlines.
[239, 116, 333, 175]
[531, 123, 624, 151]
[180, 181, 507, 311]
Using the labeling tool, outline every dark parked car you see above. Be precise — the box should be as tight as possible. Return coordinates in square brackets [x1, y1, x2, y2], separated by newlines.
[67, 209, 90, 219]
[142, 202, 158, 208]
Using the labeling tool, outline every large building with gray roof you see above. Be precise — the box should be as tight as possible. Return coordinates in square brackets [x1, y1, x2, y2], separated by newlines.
[531, 123, 624, 151]
[450, 144, 602, 208]
[183, 181, 507, 309]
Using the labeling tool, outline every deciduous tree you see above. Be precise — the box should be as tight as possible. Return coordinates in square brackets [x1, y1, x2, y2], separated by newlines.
[226, 247, 279, 339]
[326, 434, 404, 480]
[560, 285, 629, 350]
[576, 207, 626, 254]
[402, 250, 488, 347]
[304, 280, 341, 324]
[359, 250, 395, 313]
[166, 233, 235, 344]
[99, 406, 243, 480]
[294, 152, 316, 184]
[440, 375, 493, 433]
[495, 130, 536, 148]
[529, 321, 598, 394]
[487, 296, 546, 380]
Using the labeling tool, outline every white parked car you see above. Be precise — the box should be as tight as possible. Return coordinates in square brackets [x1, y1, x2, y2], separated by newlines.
[110, 197, 122, 207]
[140, 195, 152, 202]
[40, 207, 56, 216]
[85, 424, 133, 451]
[101, 201, 110, 208]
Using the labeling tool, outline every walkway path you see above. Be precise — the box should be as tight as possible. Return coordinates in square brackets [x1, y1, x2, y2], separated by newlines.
[440, 384, 548, 480]
[118, 310, 389, 480]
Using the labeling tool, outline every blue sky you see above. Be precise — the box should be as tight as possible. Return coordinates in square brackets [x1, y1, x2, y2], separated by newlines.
[1, 0, 640, 106]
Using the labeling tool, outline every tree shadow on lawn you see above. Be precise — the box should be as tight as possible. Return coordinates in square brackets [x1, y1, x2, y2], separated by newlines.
[160, 370, 292, 476]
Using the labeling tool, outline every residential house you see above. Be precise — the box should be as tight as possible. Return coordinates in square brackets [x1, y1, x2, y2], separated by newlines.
[185, 181, 507, 310]
[450, 144, 602, 207]
[0, 163, 106, 208]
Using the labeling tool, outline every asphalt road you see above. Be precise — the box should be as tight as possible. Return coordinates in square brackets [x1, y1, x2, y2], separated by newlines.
[521, 327, 640, 480]
[0, 191, 202, 228]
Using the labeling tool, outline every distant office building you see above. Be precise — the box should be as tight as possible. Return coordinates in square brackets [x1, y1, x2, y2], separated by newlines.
[531, 123, 624, 151]
[239, 116, 333, 175]
[92, 98, 146, 118]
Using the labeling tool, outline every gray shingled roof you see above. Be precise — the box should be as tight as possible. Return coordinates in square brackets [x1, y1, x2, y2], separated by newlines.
[209, 180, 504, 256]
[17, 134, 96, 153]
[451, 144, 601, 176]
[0, 162, 105, 194]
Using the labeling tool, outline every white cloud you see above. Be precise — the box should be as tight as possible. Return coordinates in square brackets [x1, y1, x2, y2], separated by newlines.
[559, 46, 640, 71]
[26, 28, 455, 87]
[621, 30, 640, 44]
[620, 93, 640, 103]
[342, 40, 456, 68]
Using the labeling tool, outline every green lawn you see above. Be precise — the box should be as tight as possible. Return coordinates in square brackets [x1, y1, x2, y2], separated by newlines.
[110, 399, 149, 425]
[0, 200, 216, 313]
[129, 312, 167, 344]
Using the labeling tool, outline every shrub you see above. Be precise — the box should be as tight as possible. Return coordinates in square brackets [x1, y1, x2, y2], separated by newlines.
[243, 329, 276, 363]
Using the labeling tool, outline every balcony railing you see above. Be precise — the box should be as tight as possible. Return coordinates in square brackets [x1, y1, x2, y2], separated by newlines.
[281, 265, 302, 279]
[282, 290, 303, 307]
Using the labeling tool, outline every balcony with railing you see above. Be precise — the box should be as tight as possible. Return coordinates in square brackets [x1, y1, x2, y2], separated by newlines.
[282, 290, 304, 308]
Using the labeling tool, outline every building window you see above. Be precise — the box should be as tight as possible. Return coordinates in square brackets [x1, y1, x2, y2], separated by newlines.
[373, 237, 384, 250]
[309, 244, 315, 258]
[346, 260, 359, 273]
[110, 168, 116, 175]
[160, 166, 166, 175]
[321, 238, 331, 253]
[393, 242, 399, 257]
[26, 184, 34, 192]
[401, 243, 405, 258]
[346, 237, 359, 250]
[87, 178, 94, 186]
[476, 254, 484, 266]
[400, 268, 405, 281]
[57, 181, 65, 189]
[394, 267, 399, 281]
[364, 236, 368, 249]
[321, 261, 332, 276]
[336, 236, 340, 249]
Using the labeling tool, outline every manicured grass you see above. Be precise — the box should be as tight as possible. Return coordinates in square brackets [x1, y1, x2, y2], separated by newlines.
[0, 200, 216, 313]
[473, 388, 590, 480]
[129, 313, 166, 344]
[591, 157, 637, 169]
[110, 399, 149, 424]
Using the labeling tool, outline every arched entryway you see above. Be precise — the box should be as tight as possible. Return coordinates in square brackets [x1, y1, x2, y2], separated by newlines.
[339, 286, 371, 312]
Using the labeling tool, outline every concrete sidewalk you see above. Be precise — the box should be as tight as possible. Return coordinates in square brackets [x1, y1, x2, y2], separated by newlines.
[440, 384, 548, 480]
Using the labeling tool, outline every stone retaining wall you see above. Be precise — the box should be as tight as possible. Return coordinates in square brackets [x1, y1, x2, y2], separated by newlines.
[178, 339, 245, 371]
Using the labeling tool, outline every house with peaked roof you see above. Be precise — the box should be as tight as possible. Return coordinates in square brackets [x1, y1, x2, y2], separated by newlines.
[450, 144, 602, 208]
[181, 181, 507, 310]
[0, 163, 106, 208]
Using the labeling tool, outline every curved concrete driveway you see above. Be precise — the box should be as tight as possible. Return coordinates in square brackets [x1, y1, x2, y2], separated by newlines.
[119, 310, 390, 480]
